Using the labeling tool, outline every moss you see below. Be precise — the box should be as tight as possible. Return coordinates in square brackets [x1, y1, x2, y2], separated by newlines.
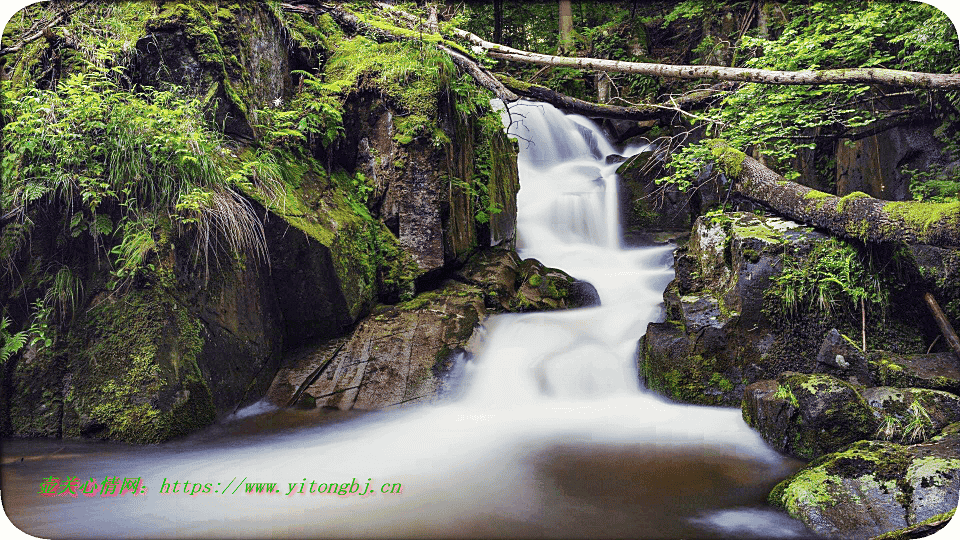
[803, 189, 832, 200]
[837, 191, 871, 213]
[884, 200, 960, 243]
[772, 440, 913, 517]
[323, 34, 455, 146]
[67, 287, 215, 443]
[706, 139, 746, 178]
[871, 509, 956, 540]
[648, 353, 737, 406]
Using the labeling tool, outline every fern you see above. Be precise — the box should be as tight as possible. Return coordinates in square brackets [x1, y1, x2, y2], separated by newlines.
[0, 315, 28, 363]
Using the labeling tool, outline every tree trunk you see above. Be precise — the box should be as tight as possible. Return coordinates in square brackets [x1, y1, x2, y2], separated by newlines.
[559, 0, 574, 54]
[493, 0, 503, 44]
[708, 140, 960, 247]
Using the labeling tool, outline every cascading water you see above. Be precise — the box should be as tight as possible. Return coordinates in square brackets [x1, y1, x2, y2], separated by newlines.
[2, 101, 813, 539]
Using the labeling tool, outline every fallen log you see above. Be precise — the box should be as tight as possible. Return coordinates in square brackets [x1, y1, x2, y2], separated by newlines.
[483, 50, 960, 90]
[708, 140, 960, 247]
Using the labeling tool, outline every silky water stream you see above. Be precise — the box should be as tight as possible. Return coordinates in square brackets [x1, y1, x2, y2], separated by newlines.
[2, 100, 814, 539]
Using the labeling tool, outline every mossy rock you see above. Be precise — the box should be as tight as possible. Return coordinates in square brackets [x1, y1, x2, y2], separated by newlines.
[61, 287, 216, 443]
[743, 372, 877, 460]
[639, 321, 740, 406]
[770, 436, 960, 539]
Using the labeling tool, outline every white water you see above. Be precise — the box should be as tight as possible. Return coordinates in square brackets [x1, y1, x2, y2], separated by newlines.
[3, 101, 811, 539]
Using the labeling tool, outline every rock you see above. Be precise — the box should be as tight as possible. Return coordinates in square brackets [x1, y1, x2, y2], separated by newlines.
[135, 3, 292, 141]
[770, 436, 960, 539]
[266, 248, 595, 411]
[871, 351, 960, 394]
[616, 145, 715, 234]
[266, 278, 486, 411]
[640, 212, 832, 405]
[11, 288, 218, 443]
[742, 372, 877, 460]
[817, 328, 872, 385]
[605, 154, 627, 165]
[641, 210, 937, 407]
[836, 121, 946, 201]
[863, 386, 960, 442]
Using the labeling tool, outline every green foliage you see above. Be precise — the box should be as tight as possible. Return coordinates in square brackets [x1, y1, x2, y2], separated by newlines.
[876, 414, 902, 441]
[905, 168, 960, 203]
[903, 399, 933, 443]
[664, 1, 960, 189]
[775, 383, 799, 407]
[0, 315, 29, 363]
[1, 67, 280, 283]
[771, 238, 887, 318]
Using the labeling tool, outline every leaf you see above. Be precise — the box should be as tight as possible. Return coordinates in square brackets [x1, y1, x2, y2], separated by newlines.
[95, 214, 113, 236]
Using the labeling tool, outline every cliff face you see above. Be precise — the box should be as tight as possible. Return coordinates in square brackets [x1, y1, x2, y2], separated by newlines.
[0, 1, 523, 442]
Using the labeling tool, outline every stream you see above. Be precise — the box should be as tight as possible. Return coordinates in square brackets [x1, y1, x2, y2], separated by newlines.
[2, 100, 814, 539]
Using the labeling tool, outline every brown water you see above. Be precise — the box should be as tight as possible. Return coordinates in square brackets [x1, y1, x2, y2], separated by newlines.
[2, 407, 813, 539]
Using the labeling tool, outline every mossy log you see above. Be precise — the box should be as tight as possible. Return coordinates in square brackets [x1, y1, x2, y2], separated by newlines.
[708, 140, 960, 247]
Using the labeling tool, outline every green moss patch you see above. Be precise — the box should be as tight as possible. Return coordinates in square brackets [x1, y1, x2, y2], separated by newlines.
[65, 287, 215, 443]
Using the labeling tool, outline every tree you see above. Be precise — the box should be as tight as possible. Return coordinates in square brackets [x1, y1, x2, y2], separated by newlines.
[558, 0, 573, 54]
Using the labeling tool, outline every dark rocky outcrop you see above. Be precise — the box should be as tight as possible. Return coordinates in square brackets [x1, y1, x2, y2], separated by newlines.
[639, 212, 832, 405]
[0, 1, 525, 443]
[616, 142, 721, 242]
[836, 121, 956, 201]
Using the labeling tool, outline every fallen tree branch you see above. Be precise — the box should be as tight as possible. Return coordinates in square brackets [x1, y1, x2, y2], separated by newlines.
[441, 46, 518, 102]
[0, 0, 94, 55]
[484, 50, 960, 90]
[924, 293, 960, 361]
[708, 140, 960, 247]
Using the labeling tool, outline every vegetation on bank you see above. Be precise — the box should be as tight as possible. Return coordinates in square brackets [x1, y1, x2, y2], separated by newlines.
[0, 0, 520, 440]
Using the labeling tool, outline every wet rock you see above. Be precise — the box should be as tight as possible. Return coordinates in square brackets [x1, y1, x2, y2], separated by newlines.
[817, 328, 872, 385]
[266, 248, 595, 411]
[640, 212, 832, 405]
[605, 154, 627, 165]
[863, 386, 960, 441]
[770, 436, 960, 539]
[871, 351, 960, 394]
[266, 278, 486, 411]
[742, 372, 877, 460]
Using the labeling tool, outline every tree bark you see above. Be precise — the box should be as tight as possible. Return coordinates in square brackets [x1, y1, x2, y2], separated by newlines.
[924, 293, 960, 361]
[708, 141, 960, 247]
[441, 46, 518, 102]
[559, 0, 574, 54]
[484, 49, 960, 89]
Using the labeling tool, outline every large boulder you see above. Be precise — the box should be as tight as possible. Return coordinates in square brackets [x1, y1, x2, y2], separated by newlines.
[639, 212, 829, 405]
[742, 372, 877, 460]
[770, 435, 960, 539]
[640, 210, 939, 405]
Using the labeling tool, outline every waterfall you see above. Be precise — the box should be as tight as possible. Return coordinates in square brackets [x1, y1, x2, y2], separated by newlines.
[3, 101, 813, 540]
